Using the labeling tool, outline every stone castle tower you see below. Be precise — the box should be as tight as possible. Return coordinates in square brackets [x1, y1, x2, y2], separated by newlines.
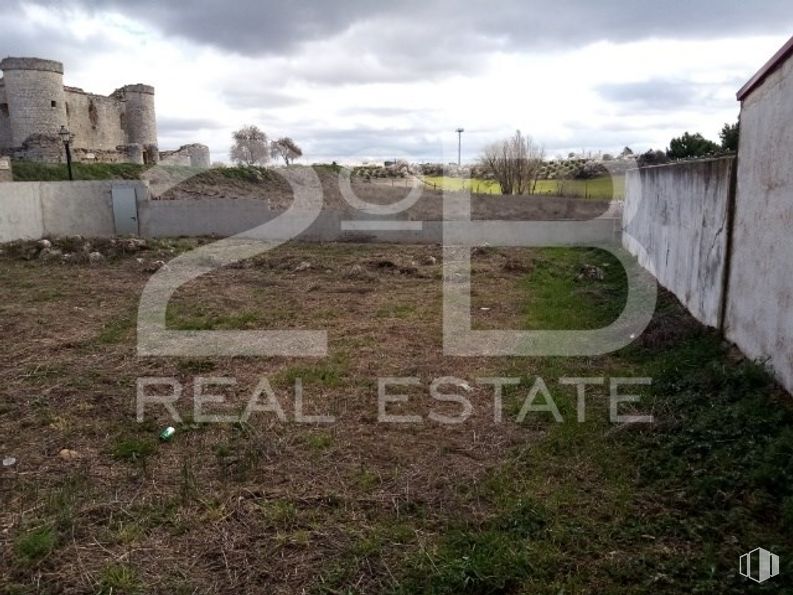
[0, 56, 164, 164]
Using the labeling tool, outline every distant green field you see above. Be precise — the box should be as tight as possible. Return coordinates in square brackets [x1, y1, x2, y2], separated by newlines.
[423, 175, 625, 200]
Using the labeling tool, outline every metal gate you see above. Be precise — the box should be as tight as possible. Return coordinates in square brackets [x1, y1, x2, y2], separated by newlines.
[111, 185, 139, 235]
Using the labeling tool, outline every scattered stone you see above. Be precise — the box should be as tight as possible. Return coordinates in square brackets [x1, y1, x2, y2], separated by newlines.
[62, 252, 76, 263]
[576, 264, 605, 281]
[344, 264, 374, 281]
[88, 251, 104, 265]
[420, 255, 437, 266]
[39, 247, 63, 261]
[58, 448, 80, 462]
[294, 261, 312, 272]
[143, 260, 167, 273]
[124, 238, 148, 252]
[2, 456, 16, 467]
[38, 239, 52, 250]
[370, 259, 398, 270]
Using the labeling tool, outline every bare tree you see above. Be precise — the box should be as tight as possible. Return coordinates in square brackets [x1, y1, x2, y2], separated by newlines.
[480, 130, 545, 195]
[271, 137, 303, 166]
[230, 125, 270, 166]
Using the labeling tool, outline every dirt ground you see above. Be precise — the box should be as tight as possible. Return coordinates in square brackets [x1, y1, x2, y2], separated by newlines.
[0, 240, 547, 593]
[153, 167, 612, 221]
[1, 239, 789, 594]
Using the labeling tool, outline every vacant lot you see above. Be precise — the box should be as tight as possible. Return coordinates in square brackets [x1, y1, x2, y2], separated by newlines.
[423, 175, 626, 200]
[0, 239, 790, 593]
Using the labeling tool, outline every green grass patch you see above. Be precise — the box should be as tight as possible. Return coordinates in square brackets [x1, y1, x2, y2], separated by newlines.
[97, 314, 136, 344]
[13, 526, 57, 565]
[11, 160, 148, 181]
[423, 175, 624, 200]
[166, 303, 267, 331]
[391, 331, 793, 591]
[303, 431, 334, 451]
[111, 435, 157, 463]
[98, 563, 142, 594]
[521, 247, 627, 330]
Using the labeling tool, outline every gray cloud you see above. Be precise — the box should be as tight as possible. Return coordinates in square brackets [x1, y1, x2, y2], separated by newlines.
[158, 116, 225, 134]
[222, 89, 303, 110]
[16, 1, 793, 60]
[596, 78, 746, 116]
[0, 4, 118, 66]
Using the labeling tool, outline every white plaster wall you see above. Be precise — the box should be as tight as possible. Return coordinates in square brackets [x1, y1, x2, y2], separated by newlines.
[0, 182, 44, 242]
[139, 198, 621, 244]
[0, 180, 148, 240]
[622, 157, 734, 327]
[39, 181, 118, 237]
[727, 56, 793, 395]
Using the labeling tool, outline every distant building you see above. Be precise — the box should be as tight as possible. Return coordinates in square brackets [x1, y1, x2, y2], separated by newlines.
[0, 56, 209, 167]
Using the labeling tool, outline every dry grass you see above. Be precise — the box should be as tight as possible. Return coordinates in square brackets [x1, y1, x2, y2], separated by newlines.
[0, 240, 789, 593]
[0, 241, 539, 593]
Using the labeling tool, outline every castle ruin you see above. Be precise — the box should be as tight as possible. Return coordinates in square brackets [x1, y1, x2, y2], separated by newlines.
[0, 57, 209, 167]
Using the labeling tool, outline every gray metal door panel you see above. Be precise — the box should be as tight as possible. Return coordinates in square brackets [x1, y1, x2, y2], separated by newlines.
[112, 186, 139, 235]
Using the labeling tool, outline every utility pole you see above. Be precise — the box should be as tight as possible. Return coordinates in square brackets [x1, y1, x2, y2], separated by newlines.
[455, 128, 464, 167]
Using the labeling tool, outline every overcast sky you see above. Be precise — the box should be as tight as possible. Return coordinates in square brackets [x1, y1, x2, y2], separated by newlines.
[2, 1, 791, 163]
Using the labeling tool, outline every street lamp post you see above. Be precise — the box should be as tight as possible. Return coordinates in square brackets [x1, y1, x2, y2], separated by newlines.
[455, 128, 464, 167]
[58, 125, 74, 181]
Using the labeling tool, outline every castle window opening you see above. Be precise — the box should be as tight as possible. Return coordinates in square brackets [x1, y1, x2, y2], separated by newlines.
[51, 100, 57, 108]
[0, 103, 8, 117]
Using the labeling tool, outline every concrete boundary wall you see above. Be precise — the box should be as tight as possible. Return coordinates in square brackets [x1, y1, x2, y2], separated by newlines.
[0, 180, 146, 242]
[0, 181, 623, 245]
[623, 157, 734, 328]
[725, 54, 793, 395]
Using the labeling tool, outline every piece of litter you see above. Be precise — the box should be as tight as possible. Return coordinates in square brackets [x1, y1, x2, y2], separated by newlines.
[480, 307, 491, 311]
[2, 457, 16, 467]
[159, 426, 176, 442]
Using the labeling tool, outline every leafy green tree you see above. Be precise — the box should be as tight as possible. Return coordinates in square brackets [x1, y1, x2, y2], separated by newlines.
[637, 149, 669, 168]
[720, 121, 739, 151]
[666, 132, 720, 160]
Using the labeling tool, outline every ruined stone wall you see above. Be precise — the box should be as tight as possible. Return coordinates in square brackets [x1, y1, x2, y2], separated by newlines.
[159, 143, 211, 168]
[0, 57, 211, 166]
[0, 82, 12, 150]
[64, 88, 126, 151]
